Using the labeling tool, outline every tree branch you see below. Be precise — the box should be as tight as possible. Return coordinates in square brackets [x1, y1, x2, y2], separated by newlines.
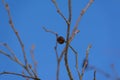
[51, 0, 68, 24]
[81, 44, 92, 77]
[2, 0, 28, 67]
[68, 45, 81, 79]
[0, 71, 40, 80]
[93, 70, 96, 80]
[68, 0, 72, 23]
[69, 0, 94, 42]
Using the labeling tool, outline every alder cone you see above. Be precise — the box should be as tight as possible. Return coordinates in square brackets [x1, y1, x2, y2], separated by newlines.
[57, 36, 65, 44]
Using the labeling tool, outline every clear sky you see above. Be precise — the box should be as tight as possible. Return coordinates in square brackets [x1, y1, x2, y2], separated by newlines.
[0, 0, 120, 80]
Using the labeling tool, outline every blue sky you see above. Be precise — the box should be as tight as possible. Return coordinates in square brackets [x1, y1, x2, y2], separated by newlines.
[0, 0, 120, 80]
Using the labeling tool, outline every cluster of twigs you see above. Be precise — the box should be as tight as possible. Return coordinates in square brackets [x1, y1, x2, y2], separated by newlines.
[1, 0, 118, 80]
[1, 0, 116, 80]
[0, 0, 106, 80]
[1, 0, 119, 80]
[0, 0, 40, 80]
[43, 0, 94, 80]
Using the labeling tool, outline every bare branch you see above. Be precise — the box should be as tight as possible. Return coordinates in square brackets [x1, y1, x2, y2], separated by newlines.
[2, 1, 40, 78]
[28, 64, 38, 78]
[30, 45, 38, 77]
[54, 41, 60, 80]
[59, 0, 94, 67]
[63, 0, 73, 78]
[68, 0, 72, 23]
[54, 41, 59, 60]
[43, 27, 58, 36]
[2, 0, 28, 66]
[68, 45, 81, 79]
[0, 49, 24, 67]
[44, 0, 94, 80]
[51, 0, 68, 24]
[93, 70, 96, 80]
[89, 66, 111, 78]
[69, 0, 94, 42]
[22, 70, 29, 80]
[43, 27, 74, 80]
[81, 44, 92, 78]
[0, 43, 33, 77]
[64, 25, 73, 79]
[0, 43, 16, 59]
[0, 43, 24, 67]
[43, 27, 61, 80]
[0, 71, 40, 80]
[43, 27, 59, 60]
[64, 11, 73, 80]
[0, 50, 14, 61]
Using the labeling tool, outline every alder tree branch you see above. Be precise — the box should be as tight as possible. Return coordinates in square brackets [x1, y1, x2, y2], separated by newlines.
[89, 65, 111, 78]
[0, 71, 40, 80]
[63, 0, 73, 79]
[1, 0, 40, 80]
[69, 0, 94, 42]
[0, 50, 15, 62]
[68, 0, 72, 23]
[59, 0, 94, 66]
[1, 0, 95, 80]
[30, 45, 38, 78]
[43, 27, 81, 80]
[0, 43, 24, 67]
[51, 0, 68, 24]
[81, 44, 92, 77]
[68, 45, 81, 79]
[0, 43, 18, 59]
[93, 70, 96, 80]
[43, 27, 61, 80]
[2, 0, 28, 67]
[48, 0, 94, 80]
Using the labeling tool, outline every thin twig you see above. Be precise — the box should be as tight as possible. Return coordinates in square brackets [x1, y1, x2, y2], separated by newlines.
[43, 27, 60, 80]
[45, 0, 94, 79]
[89, 65, 111, 78]
[64, 21, 73, 80]
[56, 62, 60, 80]
[0, 50, 14, 61]
[2, 0, 28, 66]
[0, 48, 33, 77]
[51, 0, 68, 24]
[54, 35, 60, 80]
[68, 45, 81, 79]
[80, 44, 92, 80]
[93, 70, 96, 80]
[0, 71, 40, 80]
[68, 0, 72, 23]
[0, 49, 24, 67]
[63, 0, 73, 79]
[43, 27, 59, 59]
[28, 64, 38, 78]
[43, 27, 59, 58]
[30, 45, 38, 77]
[43, 27, 58, 36]
[0, 44, 33, 77]
[0, 43, 16, 59]
[69, 0, 94, 42]
[0, 43, 24, 67]
[58, 0, 94, 67]
[2, 1, 38, 78]
[81, 44, 92, 76]
[54, 40, 59, 61]
[22, 70, 29, 80]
